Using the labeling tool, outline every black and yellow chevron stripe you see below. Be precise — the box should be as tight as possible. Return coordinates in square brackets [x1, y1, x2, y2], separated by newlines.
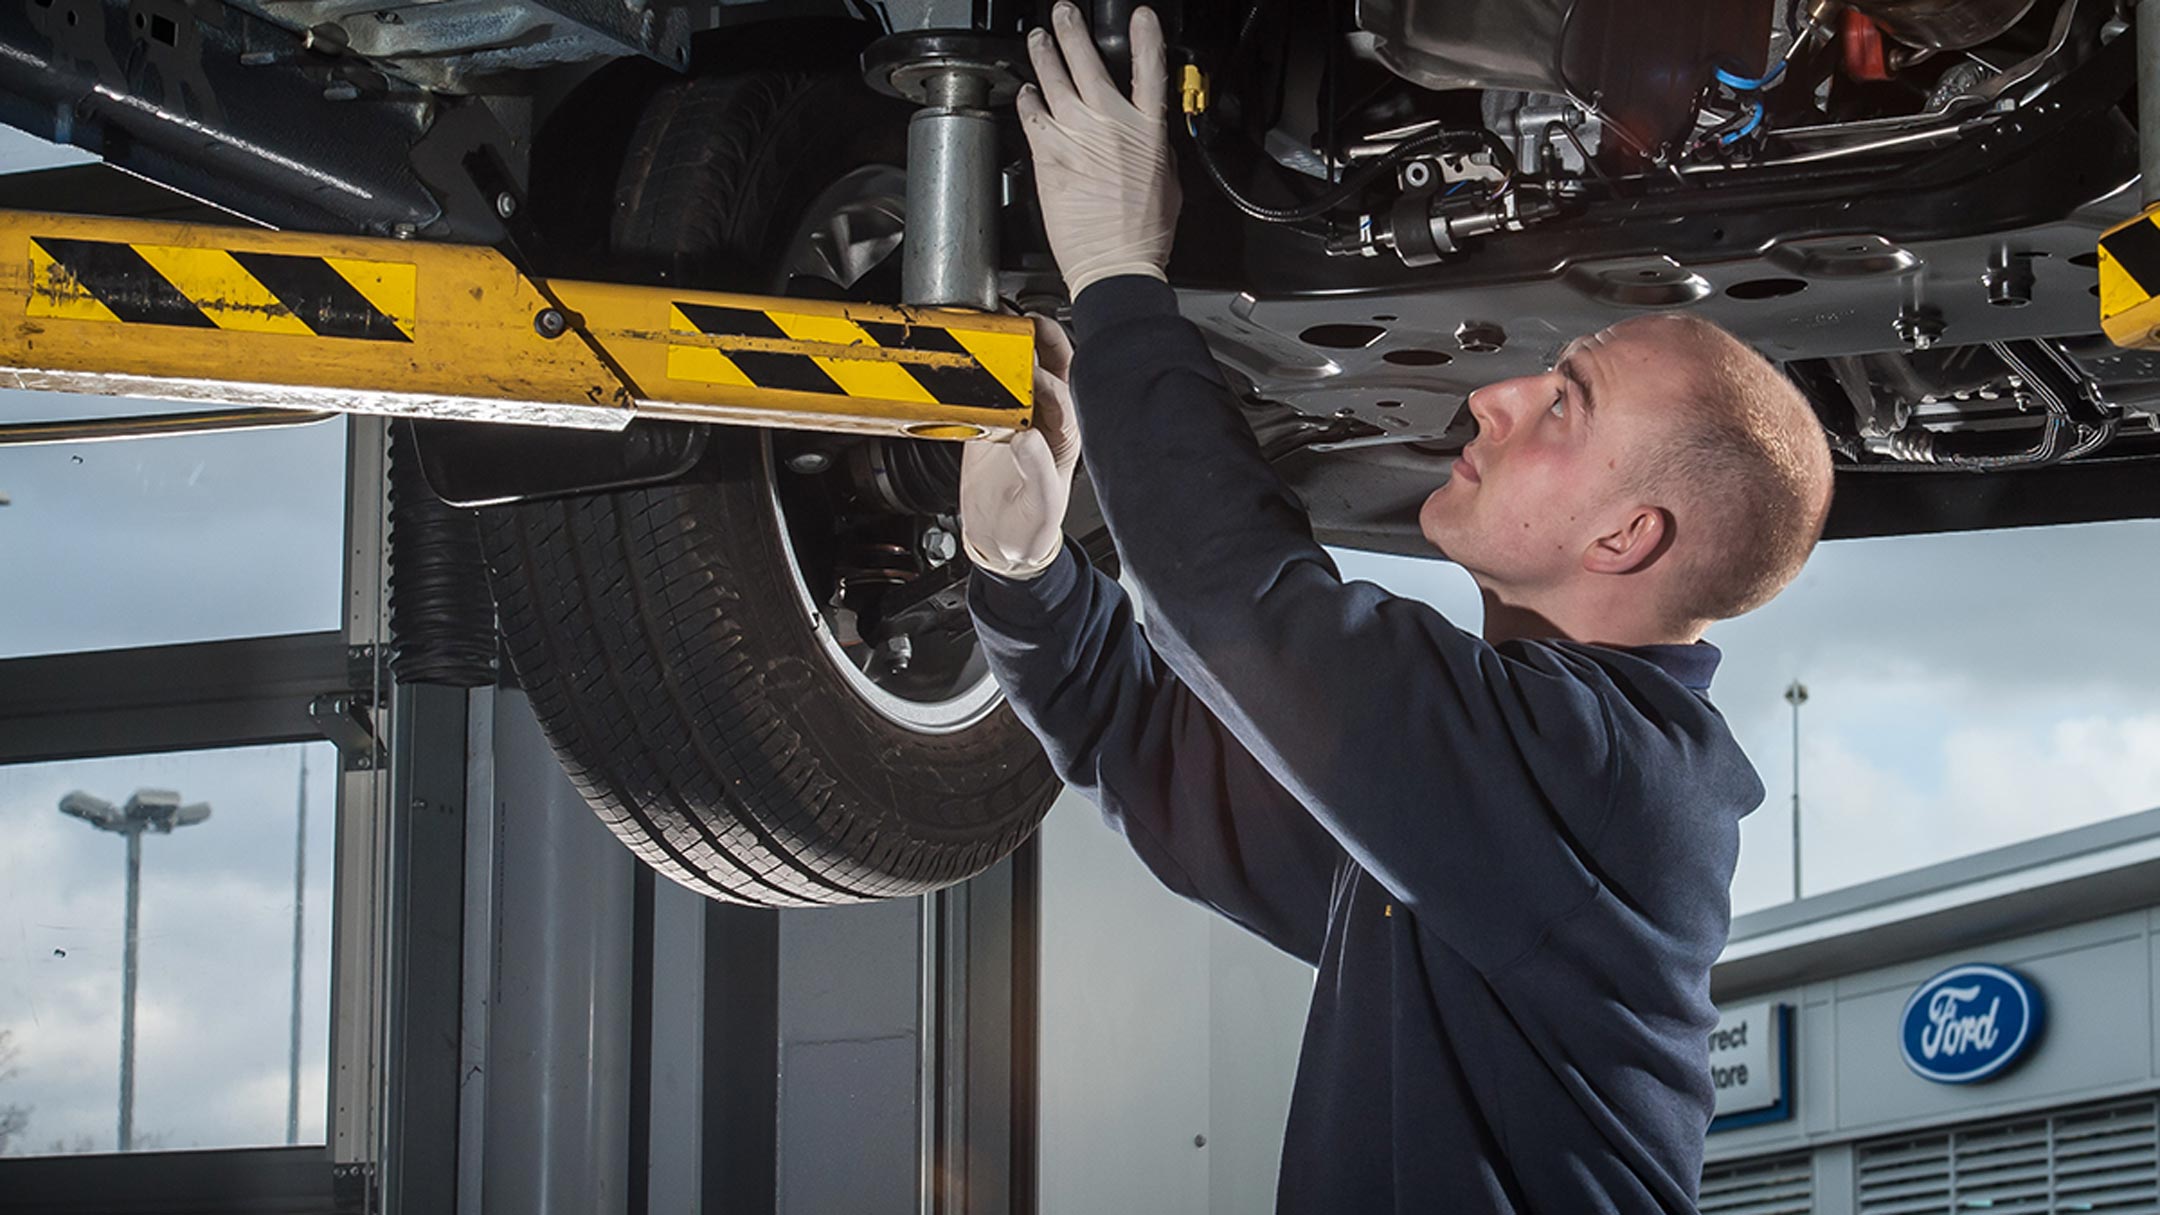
[666, 301, 1031, 414]
[27, 236, 416, 342]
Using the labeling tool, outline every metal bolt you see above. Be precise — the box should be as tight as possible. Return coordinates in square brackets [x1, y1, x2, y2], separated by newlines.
[533, 308, 568, 339]
[881, 635, 913, 671]
[495, 192, 517, 219]
[921, 527, 957, 566]
[784, 450, 833, 475]
[391, 222, 416, 240]
[1194, 1134, 1208, 1148]
[1893, 309, 1943, 351]
[1401, 159, 1435, 190]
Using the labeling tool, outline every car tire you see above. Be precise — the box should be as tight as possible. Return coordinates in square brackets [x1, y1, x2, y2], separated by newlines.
[478, 69, 1061, 906]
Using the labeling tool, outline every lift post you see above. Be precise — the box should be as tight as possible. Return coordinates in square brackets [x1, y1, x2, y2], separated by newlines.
[0, 209, 1035, 444]
[2098, 2, 2160, 348]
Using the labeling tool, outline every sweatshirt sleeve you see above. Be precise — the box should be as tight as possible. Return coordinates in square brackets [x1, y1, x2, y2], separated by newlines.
[1066, 275, 1618, 975]
[969, 538, 1346, 965]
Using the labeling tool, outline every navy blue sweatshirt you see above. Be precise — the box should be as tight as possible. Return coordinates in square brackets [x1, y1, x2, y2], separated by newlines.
[967, 276, 1767, 1213]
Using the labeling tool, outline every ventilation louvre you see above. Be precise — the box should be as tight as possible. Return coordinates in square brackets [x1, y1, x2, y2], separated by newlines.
[1856, 1095, 2159, 1215]
[1700, 1150, 1813, 1215]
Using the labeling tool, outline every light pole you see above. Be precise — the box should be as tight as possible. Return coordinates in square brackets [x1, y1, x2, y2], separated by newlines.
[286, 755, 307, 1145]
[1784, 681, 1808, 901]
[59, 789, 212, 1152]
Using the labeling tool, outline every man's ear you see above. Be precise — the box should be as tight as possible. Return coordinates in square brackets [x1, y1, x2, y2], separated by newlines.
[1582, 504, 1671, 576]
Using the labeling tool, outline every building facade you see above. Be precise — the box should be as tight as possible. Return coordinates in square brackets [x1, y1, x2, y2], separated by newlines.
[1700, 808, 2160, 1214]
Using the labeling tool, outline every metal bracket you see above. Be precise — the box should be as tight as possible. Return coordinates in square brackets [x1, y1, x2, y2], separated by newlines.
[330, 1161, 377, 1213]
[311, 692, 382, 771]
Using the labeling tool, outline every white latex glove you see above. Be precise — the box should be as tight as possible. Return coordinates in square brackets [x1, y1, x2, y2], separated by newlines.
[960, 314, 1081, 579]
[1017, 2, 1182, 298]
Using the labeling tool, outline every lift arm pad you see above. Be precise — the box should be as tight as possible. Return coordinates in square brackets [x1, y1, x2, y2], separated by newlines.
[2098, 205, 2160, 350]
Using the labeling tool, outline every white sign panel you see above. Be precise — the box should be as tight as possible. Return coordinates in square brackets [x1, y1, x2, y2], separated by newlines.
[1708, 1001, 1790, 1126]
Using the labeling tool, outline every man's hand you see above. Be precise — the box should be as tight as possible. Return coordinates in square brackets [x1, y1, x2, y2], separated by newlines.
[1018, 2, 1180, 298]
[960, 315, 1081, 579]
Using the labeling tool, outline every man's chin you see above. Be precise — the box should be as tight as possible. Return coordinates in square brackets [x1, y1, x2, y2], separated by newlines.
[1417, 493, 1458, 556]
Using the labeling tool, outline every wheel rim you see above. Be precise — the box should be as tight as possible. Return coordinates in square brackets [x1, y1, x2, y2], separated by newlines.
[763, 164, 1003, 735]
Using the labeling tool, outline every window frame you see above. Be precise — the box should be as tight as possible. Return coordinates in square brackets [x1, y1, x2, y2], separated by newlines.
[0, 417, 400, 1214]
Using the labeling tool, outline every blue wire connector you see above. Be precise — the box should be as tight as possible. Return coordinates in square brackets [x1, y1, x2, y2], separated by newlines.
[1719, 102, 1766, 145]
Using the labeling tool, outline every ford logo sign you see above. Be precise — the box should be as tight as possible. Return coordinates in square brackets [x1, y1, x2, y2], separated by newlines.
[1899, 964, 2043, 1085]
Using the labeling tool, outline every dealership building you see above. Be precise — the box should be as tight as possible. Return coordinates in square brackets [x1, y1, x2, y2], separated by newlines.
[1698, 806, 2160, 1213]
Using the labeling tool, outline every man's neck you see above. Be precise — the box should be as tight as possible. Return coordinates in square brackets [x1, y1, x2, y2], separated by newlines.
[1476, 585, 1702, 649]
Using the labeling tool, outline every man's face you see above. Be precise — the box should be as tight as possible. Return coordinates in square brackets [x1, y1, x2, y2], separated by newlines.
[1418, 318, 1699, 593]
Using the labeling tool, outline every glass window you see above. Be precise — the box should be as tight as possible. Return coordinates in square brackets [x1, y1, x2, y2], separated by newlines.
[0, 742, 339, 1155]
[1333, 519, 2160, 915]
[0, 419, 350, 658]
[0, 124, 96, 171]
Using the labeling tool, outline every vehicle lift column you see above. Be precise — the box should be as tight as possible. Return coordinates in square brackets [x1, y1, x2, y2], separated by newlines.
[2097, 2, 2160, 347]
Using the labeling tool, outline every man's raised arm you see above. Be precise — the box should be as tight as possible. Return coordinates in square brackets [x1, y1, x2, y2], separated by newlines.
[1016, 3, 1620, 974]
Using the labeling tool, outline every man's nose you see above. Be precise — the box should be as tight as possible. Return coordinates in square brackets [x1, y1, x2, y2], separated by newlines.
[1465, 384, 1510, 444]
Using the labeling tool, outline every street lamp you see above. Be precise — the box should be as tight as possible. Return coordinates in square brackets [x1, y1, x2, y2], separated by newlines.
[1783, 681, 1809, 902]
[58, 788, 212, 1152]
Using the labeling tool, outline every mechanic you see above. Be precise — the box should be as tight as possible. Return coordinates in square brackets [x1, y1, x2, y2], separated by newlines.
[958, 4, 1836, 1211]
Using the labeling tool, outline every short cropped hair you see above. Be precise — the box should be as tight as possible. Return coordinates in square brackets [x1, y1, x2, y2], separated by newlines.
[1623, 315, 1835, 629]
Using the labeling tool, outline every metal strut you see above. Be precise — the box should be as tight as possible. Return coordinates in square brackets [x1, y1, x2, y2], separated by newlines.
[0, 209, 1035, 445]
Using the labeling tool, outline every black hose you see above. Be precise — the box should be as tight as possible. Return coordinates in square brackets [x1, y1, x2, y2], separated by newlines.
[387, 421, 501, 687]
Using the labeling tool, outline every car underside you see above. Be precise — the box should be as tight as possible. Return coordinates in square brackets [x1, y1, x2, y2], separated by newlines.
[3, 0, 2153, 903]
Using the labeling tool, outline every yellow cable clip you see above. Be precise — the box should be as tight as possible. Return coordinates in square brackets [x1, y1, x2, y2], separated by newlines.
[1180, 64, 1209, 116]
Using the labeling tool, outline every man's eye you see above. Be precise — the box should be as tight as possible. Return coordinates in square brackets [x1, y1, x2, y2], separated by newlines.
[1549, 389, 1567, 418]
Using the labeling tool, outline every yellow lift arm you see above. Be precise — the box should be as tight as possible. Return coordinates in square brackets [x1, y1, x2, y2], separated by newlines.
[0, 209, 1034, 442]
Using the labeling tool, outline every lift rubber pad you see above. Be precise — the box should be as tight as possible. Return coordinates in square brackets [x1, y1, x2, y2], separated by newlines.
[26, 236, 416, 342]
[665, 301, 1029, 413]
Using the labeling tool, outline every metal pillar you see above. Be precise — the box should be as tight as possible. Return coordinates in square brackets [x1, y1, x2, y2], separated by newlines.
[865, 29, 1026, 314]
[2142, 2, 2160, 208]
[119, 829, 141, 1152]
[482, 690, 635, 1215]
[904, 70, 1001, 311]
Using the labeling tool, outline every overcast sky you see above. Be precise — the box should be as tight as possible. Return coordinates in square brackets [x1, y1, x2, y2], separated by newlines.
[2, 122, 2157, 1159]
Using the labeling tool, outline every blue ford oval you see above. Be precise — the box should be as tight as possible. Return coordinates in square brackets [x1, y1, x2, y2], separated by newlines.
[1899, 964, 2043, 1084]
